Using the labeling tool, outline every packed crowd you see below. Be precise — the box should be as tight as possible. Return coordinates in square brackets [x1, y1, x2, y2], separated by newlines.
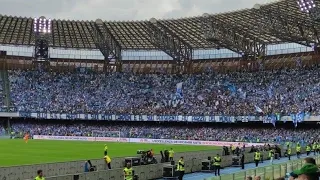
[7, 66, 320, 115]
[0, 77, 4, 108]
[0, 124, 4, 135]
[10, 121, 320, 144]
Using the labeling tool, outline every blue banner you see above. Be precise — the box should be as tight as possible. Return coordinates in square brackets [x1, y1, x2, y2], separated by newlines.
[11, 112, 320, 122]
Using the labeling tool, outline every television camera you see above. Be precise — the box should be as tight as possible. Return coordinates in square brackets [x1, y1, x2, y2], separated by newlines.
[137, 150, 157, 165]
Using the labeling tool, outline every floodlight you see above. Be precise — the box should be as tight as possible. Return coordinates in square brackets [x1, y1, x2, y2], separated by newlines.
[297, 0, 316, 13]
[33, 17, 52, 34]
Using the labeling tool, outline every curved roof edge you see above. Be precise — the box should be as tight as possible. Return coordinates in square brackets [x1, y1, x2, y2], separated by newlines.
[0, 0, 282, 22]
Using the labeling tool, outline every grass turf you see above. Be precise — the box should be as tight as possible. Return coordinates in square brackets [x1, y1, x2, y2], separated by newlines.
[0, 139, 219, 167]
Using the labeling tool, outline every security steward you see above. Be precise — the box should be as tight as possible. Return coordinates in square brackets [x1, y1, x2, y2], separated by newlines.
[213, 154, 221, 176]
[169, 148, 174, 161]
[296, 144, 301, 158]
[231, 145, 236, 155]
[254, 150, 261, 167]
[306, 144, 311, 156]
[34, 170, 45, 180]
[312, 142, 317, 155]
[124, 163, 133, 180]
[104, 155, 112, 169]
[269, 149, 274, 164]
[177, 156, 185, 180]
[104, 144, 108, 156]
[240, 153, 245, 169]
[287, 146, 292, 160]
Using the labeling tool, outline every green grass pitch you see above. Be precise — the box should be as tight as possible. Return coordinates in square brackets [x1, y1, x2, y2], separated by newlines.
[0, 139, 219, 167]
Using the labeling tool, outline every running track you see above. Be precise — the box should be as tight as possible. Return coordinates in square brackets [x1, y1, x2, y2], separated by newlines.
[160, 153, 316, 180]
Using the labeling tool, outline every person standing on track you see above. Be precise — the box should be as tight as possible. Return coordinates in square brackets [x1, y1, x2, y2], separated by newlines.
[296, 144, 301, 159]
[306, 144, 311, 156]
[213, 154, 221, 176]
[269, 149, 274, 164]
[254, 150, 261, 167]
[177, 156, 185, 180]
[240, 153, 245, 169]
[287, 146, 292, 160]
[124, 163, 133, 180]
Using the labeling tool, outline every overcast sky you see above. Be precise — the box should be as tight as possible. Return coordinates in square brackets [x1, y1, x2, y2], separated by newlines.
[0, 0, 277, 21]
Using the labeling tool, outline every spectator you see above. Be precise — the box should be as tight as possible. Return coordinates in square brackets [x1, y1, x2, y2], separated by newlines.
[289, 161, 319, 180]
[254, 176, 261, 180]
[8, 120, 320, 143]
[6, 66, 320, 116]
[246, 176, 253, 180]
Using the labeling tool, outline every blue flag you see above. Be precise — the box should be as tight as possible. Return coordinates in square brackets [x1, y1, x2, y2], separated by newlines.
[254, 105, 263, 113]
[291, 114, 297, 128]
[297, 112, 304, 123]
[267, 85, 273, 98]
[224, 82, 237, 95]
[176, 82, 183, 98]
[270, 114, 276, 127]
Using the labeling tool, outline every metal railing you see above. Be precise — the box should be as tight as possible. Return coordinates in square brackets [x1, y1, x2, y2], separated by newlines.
[205, 156, 320, 180]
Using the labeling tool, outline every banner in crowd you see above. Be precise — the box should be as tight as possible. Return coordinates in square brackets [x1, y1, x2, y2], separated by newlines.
[33, 135, 266, 147]
[13, 112, 320, 122]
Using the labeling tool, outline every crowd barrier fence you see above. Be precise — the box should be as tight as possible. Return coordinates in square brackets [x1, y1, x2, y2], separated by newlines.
[21, 149, 303, 180]
[205, 155, 320, 180]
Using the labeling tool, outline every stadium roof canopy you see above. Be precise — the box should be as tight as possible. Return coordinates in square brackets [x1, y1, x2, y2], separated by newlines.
[0, 0, 319, 54]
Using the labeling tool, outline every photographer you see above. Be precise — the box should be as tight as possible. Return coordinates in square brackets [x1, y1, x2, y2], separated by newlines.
[84, 160, 96, 172]
[140, 149, 157, 164]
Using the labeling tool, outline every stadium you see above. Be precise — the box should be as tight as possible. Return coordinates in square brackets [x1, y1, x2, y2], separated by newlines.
[1, 0, 320, 179]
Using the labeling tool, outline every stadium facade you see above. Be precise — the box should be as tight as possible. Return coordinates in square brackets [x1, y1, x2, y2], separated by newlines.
[0, 0, 319, 73]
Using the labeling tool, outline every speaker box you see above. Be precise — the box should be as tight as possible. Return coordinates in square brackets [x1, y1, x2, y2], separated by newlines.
[162, 165, 178, 178]
[232, 156, 241, 167]
[201, 159, 212, 171]
[125, 157, 141, 166]
[73, 175, 79, 180]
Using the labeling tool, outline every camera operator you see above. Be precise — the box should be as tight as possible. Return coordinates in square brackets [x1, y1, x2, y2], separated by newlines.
[84, 160, 96, 172]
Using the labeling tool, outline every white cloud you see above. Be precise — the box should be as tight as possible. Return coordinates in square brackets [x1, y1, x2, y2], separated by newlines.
[0, 0, 279, 21]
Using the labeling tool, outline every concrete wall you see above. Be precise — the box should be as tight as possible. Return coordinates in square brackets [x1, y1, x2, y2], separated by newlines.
[0, 148, 297, 180]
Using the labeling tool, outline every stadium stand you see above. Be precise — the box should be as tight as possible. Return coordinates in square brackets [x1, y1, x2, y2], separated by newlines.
[6, 66, 320, 115]
[9, 121, 320, 144]
[0, 0, 320, 179]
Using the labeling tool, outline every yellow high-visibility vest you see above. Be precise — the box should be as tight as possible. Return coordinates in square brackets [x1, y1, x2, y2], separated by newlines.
[214, 156, 221, 166]
[306, 146, 311, 151]
[124, 167, 133, 180]
[296, 146, 301, 152]
[254, 152, 261, 160]
[177, 160, 185, 171]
